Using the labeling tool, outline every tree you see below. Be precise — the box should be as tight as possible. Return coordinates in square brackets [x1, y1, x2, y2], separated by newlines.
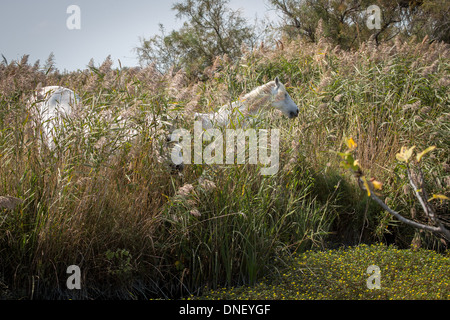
[136, 0, 257, 77]
[269, 0, 450, 48]
[408, 0, 450, 43]
[270, 0, 370, 47]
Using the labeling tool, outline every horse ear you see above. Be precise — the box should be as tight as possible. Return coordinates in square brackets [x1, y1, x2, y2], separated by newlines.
[275, 77, 280, 88]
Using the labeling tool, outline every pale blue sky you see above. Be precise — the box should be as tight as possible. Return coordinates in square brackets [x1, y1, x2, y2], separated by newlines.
[0, 0, 278, 72]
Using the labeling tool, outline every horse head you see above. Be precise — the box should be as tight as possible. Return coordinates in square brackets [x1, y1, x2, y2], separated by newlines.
[270, 77, 299, 119]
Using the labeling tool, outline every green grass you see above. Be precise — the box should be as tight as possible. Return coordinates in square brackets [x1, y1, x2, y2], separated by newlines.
[193, 243, 450, 300]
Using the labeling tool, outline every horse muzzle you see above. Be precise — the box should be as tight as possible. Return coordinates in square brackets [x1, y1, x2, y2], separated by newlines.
[289, 109, 299, 118]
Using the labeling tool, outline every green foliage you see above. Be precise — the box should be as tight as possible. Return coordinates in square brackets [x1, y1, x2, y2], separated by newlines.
[105, 249, 133, 278]
[136, 0, 257, 77]
[194, 243, 450, 299]
[160, 164, 337, 292]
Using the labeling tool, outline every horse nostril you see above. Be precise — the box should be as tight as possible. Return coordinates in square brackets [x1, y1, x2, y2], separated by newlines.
[290, 110, 299, 118]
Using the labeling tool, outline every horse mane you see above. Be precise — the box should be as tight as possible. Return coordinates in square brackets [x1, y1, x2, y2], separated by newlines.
[239, 80, 286, 115]
[196, 79, 289, 128]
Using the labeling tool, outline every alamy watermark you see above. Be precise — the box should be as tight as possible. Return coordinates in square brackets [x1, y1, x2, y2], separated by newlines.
[366, 5, 382, 30]
[66, 265, 81, 290]
[170, 121, 280, 176]
[65, 263, 383, 291]
[66, 5, 81, 30]
[64, 3, 381, 32]
[366, 265, 381, 289]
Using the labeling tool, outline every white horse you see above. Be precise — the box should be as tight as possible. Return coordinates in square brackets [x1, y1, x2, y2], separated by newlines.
[28, 85, 150, 149]
[28, 85, 81, 148]
[28, 85, 184, 170]
[194, 77, 299, 129]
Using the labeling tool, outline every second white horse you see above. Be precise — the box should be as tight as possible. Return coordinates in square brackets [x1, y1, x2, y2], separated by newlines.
[194, 77, 299, 129]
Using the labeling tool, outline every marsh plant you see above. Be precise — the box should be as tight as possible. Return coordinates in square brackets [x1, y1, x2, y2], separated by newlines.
[0, 32, 449, 299]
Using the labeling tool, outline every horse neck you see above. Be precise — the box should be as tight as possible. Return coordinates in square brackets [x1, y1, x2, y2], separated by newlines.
[239, 82, 275, 116]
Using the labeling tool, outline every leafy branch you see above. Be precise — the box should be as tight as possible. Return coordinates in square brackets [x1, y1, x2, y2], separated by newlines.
[338, 138, 450, 241]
